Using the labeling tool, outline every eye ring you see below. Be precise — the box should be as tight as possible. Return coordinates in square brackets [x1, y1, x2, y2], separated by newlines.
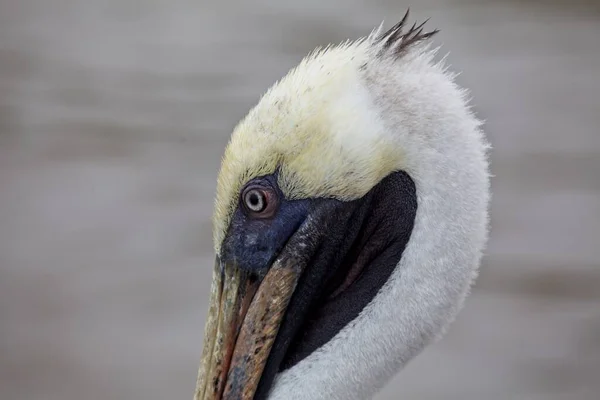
[241, 184, 278, 218]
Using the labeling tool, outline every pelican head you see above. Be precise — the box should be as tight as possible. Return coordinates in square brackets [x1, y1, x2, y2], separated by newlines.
[195, 11, 490, 400]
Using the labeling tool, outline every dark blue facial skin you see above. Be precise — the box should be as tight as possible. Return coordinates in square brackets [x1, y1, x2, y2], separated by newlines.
[219, 174, 314, 276]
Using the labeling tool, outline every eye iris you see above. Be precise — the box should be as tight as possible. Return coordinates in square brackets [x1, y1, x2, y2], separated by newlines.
[246, 190, 265, 211]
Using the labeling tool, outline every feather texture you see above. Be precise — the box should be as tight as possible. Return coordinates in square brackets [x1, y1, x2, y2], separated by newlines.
[212, 14, 490, 399]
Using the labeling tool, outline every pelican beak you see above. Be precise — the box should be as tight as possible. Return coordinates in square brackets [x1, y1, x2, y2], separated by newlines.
[194, 215, 321, 400]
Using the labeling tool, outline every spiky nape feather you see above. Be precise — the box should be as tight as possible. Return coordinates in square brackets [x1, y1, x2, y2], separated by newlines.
[374, 10, 439, 58]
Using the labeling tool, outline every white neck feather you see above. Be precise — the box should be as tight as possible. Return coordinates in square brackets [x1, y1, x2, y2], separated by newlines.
[266, 39, 490, 399]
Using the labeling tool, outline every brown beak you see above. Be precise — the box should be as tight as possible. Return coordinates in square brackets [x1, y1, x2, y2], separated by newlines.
[194, 232, 315, 400]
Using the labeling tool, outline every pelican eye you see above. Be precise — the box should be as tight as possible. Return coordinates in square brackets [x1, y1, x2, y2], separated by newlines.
[241, 184, 278, 218]
[245, 189, 265, 211]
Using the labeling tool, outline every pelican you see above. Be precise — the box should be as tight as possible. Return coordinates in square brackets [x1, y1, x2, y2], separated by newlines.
[194, 11, 490, 400]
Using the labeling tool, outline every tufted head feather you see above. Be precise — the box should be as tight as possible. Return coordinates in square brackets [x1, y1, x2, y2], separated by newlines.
[213, 13, 440, 251]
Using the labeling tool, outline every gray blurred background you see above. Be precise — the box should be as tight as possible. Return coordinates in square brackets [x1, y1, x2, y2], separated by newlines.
[1, 1, 599, 399]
